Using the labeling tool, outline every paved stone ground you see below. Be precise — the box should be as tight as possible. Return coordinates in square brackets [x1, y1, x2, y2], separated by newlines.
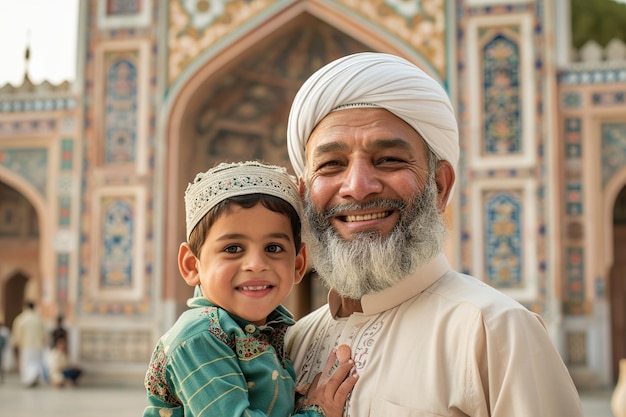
[0, 371, 615, 417]
[0, 372, 146, 417]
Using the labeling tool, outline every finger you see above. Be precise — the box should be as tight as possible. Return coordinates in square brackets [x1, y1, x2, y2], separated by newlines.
[295, 383, 311, 396]
[321, 348, 339, 376]
[325, 359, 355, 389]
[309, 372, 321, 393]
[333, 369, 359, 401]
[305, 373, 322, 405]
[317, 348, 340, 386]
[335, 344, 351, 363]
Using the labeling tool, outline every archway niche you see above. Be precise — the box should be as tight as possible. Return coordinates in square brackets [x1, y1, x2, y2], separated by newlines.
[170, 14, 370, 318]
[611, 184, 626, 381]
[3, 272, 29, 328]
[0, 181, 40, 327]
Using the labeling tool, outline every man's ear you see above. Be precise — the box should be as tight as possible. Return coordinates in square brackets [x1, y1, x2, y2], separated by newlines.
[298, 177, 306, 198]
[178, 242, 200, 286]
[435, 160, 455, 212]
[293, 244, 308, 285]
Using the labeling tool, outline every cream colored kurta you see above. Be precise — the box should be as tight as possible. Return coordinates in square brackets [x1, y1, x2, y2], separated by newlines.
[286, 254, 583, 417]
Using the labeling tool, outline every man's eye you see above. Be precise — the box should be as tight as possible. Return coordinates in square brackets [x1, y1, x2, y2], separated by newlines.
[266, 244, 284, 253]
[316, 160, 342, 171]
[378, 156, 405, 164]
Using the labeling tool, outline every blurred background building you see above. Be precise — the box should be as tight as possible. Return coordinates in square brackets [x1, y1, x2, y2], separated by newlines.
[0, 0, 625, 388]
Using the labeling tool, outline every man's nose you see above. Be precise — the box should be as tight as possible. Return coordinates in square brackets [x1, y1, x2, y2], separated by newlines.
[339, 160, 383, 200]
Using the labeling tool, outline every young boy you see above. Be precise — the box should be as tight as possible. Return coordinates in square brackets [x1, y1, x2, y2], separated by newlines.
[143, 161, 357, 417]
[48, 337, 82, 387]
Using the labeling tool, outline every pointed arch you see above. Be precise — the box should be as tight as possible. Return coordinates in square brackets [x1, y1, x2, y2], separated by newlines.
[154, 2, 453, 320]
[603, 166, 626, 274]
[0, 165, 49, 304]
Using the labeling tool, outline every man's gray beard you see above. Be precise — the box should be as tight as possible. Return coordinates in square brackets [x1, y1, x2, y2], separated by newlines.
[303, 177, 447, 299]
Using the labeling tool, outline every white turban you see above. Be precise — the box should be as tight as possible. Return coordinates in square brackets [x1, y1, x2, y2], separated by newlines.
[287, 52, 459, 184]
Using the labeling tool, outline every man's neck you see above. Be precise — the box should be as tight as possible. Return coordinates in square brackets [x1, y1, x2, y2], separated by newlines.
[337, 297, 363, 317]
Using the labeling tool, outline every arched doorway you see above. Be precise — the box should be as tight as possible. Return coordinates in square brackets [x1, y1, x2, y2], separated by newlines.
[0, 181, 40, 327]
[3, 272, 28, 328]
[165, 14, 371, 319]
[611, 184, 626, 381]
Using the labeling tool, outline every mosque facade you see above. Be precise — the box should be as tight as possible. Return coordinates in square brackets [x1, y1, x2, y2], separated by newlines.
[0, 0, 625, 388]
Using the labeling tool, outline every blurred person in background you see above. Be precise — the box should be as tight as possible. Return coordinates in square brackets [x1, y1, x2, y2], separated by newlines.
[11, 301, 47, 387]
[0, 320, 9, 383]
[49, 337, 82, 388]
[50, 314, 68, 349]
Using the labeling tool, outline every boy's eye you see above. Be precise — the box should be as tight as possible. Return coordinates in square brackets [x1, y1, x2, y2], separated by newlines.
[224, 245, 242, 254]
[266, 244, 284, 253]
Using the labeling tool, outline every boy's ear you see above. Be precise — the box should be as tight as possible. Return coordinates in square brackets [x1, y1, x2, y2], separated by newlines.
[178, 242, 200, 286]
[294, 244, 308, 285]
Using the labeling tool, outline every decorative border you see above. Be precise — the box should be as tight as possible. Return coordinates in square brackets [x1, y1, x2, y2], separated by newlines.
[466, 0, 532, 6]
[90, 185, 146, 301]
[94, 39, 150, 175]
[471, 178, 538, 301]
[466, 13, 536, 169]
[97, 0, 152, 29]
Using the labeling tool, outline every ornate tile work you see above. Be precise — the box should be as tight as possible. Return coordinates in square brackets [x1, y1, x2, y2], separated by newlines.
[565, 182, 583, 216]
[564, 247, 585, 314]
[558, 69, 626, 85]
[0, 98, 76, 113]
[465, 11, 536, 169]
[484, 191, 523, 288]
[168, 0, 275, 84]
[179, 18, 369, 183]
[0, 148, 48, 196]
[565, 117, 582, 159]
[101, 197, 134, 289]
[58, 197, 72, 227]
[56, 253, 70, 303]
[601, 122, 626, 187]
[168, 0, 448, 84]
[338, 0, 447, 75]
[107, 0, 142, 15]
[562, 91, 582, 109]
[104, 53, 138, 164]
[483, 33, 521, 155]
[97, 0, 151, 29]
[470, 178, 538, 302]
[60, 139, 74, 170]
[592, 92, 625, 106]
[566, 331, 587, 366]
[0, 119, 56, 135]
[79, 328, 153, 362]
[80, 185, 149, 316]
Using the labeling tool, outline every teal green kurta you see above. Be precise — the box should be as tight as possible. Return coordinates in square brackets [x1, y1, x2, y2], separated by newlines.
[143, 294, 323, 417]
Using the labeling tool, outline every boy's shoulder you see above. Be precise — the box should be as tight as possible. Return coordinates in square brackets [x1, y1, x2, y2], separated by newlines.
[164, 302, 234, 347]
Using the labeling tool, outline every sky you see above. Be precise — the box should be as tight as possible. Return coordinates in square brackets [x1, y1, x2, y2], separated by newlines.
[0, 0, 79, 86]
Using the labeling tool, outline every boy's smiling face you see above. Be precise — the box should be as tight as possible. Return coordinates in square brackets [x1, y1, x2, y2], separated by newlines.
[178, 203, 306, 326]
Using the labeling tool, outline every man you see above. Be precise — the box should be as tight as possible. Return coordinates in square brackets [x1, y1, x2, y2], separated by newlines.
[285, 52, 583, 416]
[11, 301, 47, 387]
[0, 320, 8, 383]
[50, 314, 68, 349]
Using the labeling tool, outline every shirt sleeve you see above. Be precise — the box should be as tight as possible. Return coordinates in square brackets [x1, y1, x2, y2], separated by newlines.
[143, 329, 327, 417]
[474, 308, 584, 417]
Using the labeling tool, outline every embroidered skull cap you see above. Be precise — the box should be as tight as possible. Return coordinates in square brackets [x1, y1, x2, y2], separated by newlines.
[184, 161, 302, 240]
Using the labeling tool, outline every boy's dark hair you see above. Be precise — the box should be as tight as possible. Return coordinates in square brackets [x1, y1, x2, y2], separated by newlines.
[188, 194, 302, 257]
